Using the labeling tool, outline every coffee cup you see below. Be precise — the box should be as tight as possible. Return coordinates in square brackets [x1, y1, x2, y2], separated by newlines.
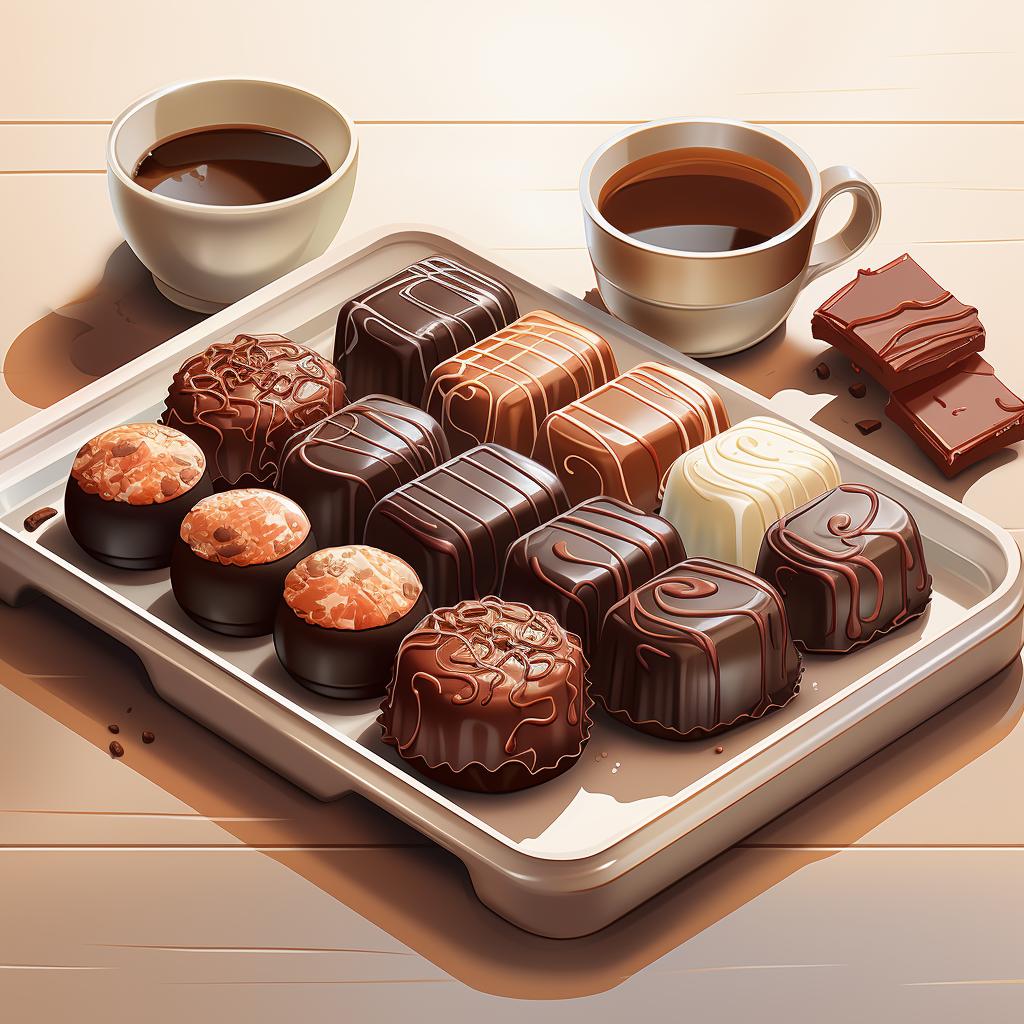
[580, 117, 881, 357]
[107, 77, 359, 312]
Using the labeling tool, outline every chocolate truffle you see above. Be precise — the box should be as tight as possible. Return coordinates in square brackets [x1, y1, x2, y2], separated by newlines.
[334, 256, 519, 404]
[364, 444, 568, 607]
[500, 497, 685, 655]
[379, 597, 592, 792]
[661, 416, 842, 570]
[811, 254, 986, 390]
[64, 422, 213, 570]
[170, 489, 317, 636]
[756, 483, 933, 652]
[425, 310, 619, 455]
[533, 361, 730, 511]
[274, 546, 429, 699]
[162, 334, 345, 490]
[277, 395, 450, 547]
[594, 558, 802, 740]
[885, 354, 1024, 477]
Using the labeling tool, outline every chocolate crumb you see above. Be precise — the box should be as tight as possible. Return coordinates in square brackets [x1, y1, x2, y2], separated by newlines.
[814, 362, 831, 380]
[23, 507, 58, 532]
[212, 526, 237, 543]
[714, 745, 724, 754]
[108, 724, 119, 734]
[849, 382, 867, 399]
[109, 740, 124, 758]
[110, 441, 140, 458]
[126, 707, 132, 714]
[142, 730, 155, 744]
[160, 476, 180, 497]
[856, 418, 882, 436]
[216, 541, 247, 558]
[180, 467, 199, 483]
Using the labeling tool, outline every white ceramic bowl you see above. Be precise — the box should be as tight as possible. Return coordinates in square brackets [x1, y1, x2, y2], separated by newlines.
[107, 77, 359, 312]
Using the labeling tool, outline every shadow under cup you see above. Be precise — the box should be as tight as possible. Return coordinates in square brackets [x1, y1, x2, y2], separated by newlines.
[580, 118, 881, 358]
[107, 78, 359, 312]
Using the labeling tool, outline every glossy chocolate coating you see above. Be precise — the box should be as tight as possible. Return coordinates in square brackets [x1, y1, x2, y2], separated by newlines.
[64, 423, 213, 570]
[756, 483, 933, 653]
[275, 591, 430, 700]
[379, 597, 592, 792]
[811, 254, 986, 390]
[277, 395, 450, 547]
[171, 532, 318, 637]
[333, 256, 519, 404]
[885, 354, 1024, 477]
[162, 334, 345, 490]
[500, 497, 685, 656]
[533, 361, 730, 511]
[364, 444, 568, 607]
[425, 310, 618, 455]
[594, 557, 801, 740]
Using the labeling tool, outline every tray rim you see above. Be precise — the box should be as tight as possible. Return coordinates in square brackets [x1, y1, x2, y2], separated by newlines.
[1, 224, 1021, 873]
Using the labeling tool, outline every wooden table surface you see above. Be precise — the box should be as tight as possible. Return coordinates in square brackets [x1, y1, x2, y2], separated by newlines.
[2, 4, 1024, 1020]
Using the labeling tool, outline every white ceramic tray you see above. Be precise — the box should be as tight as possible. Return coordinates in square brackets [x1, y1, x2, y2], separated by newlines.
[1, 227, 1021, 938]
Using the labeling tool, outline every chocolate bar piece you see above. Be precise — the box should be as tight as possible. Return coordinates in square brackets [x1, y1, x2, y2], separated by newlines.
[756, 483, 932, 653]
[364, 444, 568, 606]
[886, 354, 1024, 476]
[533, 362, 730, 512]
[593, 557, 802, 740]
[812, 254, 985, 390]
[500, 497, 685, 655]
[425, 310, 618, 455]
[333, 256, 519, 404]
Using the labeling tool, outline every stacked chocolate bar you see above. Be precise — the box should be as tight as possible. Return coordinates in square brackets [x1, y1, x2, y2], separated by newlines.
[812, 254, 1024, 476]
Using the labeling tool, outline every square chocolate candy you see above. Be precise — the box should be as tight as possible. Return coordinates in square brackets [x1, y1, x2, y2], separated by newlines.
[811, 253, 985, 390]
[886, 354, 1024, 476]
[364, 444, 568, 607]
[333, 256, 519, 405]
[425, 310, 619, 455]
[533, 362, 730, 512]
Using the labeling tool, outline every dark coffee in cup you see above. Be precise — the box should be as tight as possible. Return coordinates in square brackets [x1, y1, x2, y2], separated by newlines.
[597, 146, 805, 253]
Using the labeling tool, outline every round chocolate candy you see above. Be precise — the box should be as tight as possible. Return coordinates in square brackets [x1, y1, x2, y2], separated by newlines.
[379, 596, 592, 792]
[64, 422, 213, 570]
[162, 333, 345, 490]
[170, 489, 316, 637]
[274, 545, 430, 700]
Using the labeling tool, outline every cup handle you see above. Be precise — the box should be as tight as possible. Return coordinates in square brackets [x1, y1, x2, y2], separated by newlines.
[803, 165, 882, 287]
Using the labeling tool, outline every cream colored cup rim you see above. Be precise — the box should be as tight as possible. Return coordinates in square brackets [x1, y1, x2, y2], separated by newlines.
[579, 116, 823, 261]
[107, 76, 359, 215]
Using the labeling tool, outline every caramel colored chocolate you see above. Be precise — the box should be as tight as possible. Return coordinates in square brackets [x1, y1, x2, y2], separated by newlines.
[379, 597, 592, 792]
[756, 483, 933, 653]
[162, 334, 345, 490]
[364, 444, 568, 607]
[500, 497, 684, 655]
[811, 254, 985, 390]
[593, 558, 801, 740]
[277, 395, 450, 547]
[886, 354, 1024, 476]
[425, 310, 618, 455]
[533, 362, 730, 512]
[334, 256, 519, 404]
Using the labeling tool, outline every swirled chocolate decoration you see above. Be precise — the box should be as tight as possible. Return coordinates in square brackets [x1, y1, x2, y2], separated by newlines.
[593, 557, 801, 740]
[277, 395, 450, 546]
[71, 423, 206, 505]
[333, 256, 519, 404]
[378, 596, 592, 792]
[500, 497, 685, 655]
[755, 483, 932, 652]
[425, 309, 618, 455]
[885, 354, 1024, 477]
[162, 334, 345, 490]
[364, 443, 568, 607]
[533, 361, 730, 512]
[812, 254, 985, 390]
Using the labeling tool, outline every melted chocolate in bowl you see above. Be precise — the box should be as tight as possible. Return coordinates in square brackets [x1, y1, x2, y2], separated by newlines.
[598, 146, 805, 253]
[133, 124, 332, 206]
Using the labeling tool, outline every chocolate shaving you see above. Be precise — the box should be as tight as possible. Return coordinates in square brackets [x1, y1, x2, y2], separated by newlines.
[23, 507, 57, 532]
